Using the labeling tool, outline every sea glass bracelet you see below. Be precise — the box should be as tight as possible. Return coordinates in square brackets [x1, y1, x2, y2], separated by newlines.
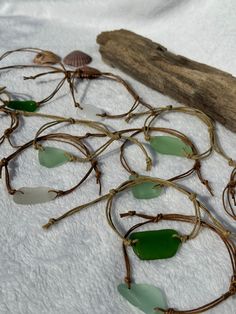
[0, 132, 101, 204]
[0, 47, 152, 116]
[119, 211, 236, 314]
[119, 126, 212, 196]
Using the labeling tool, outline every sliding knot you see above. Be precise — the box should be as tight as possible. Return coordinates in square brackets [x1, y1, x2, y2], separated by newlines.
[68, 117, 75, 124]
[111, 132, 121, 140]
[153, 213, 163, 223]
[167, 309, 175, 314]
[128, 210, 136, 216]
[146, 157, 152, 171]
[189, 193, 196, 201]
[228, 159, 236, 168]
[109, 189, 118, 197]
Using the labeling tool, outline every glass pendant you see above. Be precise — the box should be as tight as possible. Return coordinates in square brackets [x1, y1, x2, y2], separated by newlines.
[149, 136, 192, 157]
[7, 100, 38, 112]
[118, 283, 167, 314]
[130, 229, 181, 260]
[130, 175, 163, 199]
[38, 146, 71, 168]
[13, 187, 57, 205]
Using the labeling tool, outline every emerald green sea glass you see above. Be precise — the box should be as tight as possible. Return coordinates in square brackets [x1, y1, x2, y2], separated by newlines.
[130, 229, 181, 260]
[149, 136, 192, 157]
[38, 146, 71, 168]
[118, 283, 167, 314]
[13, 187, 57, 205]
[7, 100, 38, 112]
[130, 175, 163, 199]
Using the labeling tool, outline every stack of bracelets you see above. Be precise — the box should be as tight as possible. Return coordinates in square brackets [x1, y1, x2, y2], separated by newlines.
[0, 47, 236, 313]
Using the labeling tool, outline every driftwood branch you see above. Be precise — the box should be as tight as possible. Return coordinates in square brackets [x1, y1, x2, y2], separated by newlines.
[97, 29, 236, 132]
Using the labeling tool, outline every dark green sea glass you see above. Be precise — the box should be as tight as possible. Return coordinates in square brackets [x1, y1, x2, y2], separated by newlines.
[38, 146, 71, 168]
[130, 229, 181, 260]
[149, 136, 192, 157]
[118, 283, 167, 314]
[130, 175, 163, 199]
[7, 100, 37, 112]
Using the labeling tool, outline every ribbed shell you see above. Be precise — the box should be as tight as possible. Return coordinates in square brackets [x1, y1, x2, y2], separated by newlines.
[63, 50, 92, 67]
[33, 51, 61, 65]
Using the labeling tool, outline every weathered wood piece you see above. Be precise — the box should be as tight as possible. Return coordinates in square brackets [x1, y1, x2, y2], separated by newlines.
[97, 29, 236, 132]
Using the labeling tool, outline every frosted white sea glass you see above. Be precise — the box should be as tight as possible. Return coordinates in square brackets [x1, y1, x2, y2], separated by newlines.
[13, 187, 57, 205]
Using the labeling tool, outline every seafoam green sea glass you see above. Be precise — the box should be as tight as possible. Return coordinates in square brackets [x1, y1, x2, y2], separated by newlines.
[130, 229, 181, 260]
[13, 187, 57, 205]
[7, 100, 38, 112]
[149, 136, 192, 157]
[130, 175, 163, 199]
[118, 283, 167, 314]
[38, 146, 71, 168]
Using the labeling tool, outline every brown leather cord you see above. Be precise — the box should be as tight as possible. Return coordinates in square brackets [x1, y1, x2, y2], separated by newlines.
[120, 212, 236, 314]
[0, 133, 101, 198]
[222, 167, 236, 220]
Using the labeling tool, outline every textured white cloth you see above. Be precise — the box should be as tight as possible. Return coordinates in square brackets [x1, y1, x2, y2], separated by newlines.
[0, 1, 236, 313]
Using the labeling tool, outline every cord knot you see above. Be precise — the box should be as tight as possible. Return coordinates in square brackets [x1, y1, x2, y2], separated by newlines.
[109, 189, 118, 197]
[123, 238, 138, 246]
[124, 276, 132, 289]
[229, 276, 236, 295]
[42, 218, 57, 229]
[4, 128, 12, 138]
[111, 132, 121, 140]
[0, 158, 8, 167]
[153, 213, 163, 223]
[68, 117, 75, 124]
[166, 105, 173, 110]
[228, 159, 236, 168]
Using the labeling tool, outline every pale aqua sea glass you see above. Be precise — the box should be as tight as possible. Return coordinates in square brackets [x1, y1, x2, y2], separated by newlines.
[38, 146, 71, 168]
[13, 187, 57, 205]
[118, 283, 167, 314]
[150, 136, 192, 157]
[130, 175, 163, 199]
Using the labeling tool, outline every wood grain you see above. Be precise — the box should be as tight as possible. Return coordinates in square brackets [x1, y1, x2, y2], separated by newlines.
[97, 29, 236, 132]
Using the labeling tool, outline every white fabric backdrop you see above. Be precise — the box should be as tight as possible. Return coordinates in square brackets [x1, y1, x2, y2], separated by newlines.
[0, 1, 236, 313]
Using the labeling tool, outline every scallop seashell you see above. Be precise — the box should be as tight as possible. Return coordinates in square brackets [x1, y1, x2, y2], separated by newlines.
[33, 50, 61, 65]
[63, 50, 92, 67]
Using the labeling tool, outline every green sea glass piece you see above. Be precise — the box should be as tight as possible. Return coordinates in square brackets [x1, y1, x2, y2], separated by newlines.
[118, 283, 167, 314]
[130, 175, 162, 200]
[130, 229, 181, 260]
[7, 100, 38, 112]
[38, 146, 71, 168]
[149, 136, 192, 157]
[13, 187, 57, 205]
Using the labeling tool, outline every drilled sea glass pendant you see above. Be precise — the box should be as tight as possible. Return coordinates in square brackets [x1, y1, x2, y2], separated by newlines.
[130, 229, 181, 260]
[38, 146, 71, 168]
[13, 187, 57, 205]
[7, 100, 38, 112]
[149, 136, 192, 157]
[130, 175, 163, 199]
[118, 283, 167, 314]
